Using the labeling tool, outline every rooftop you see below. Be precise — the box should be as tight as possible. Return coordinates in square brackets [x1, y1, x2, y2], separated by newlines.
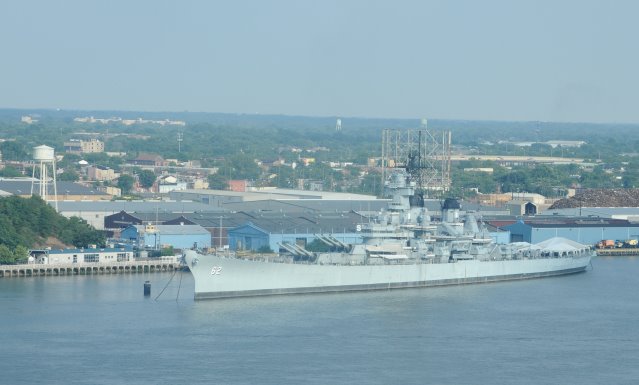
[506, 217, 639, 228]
[0, 180, 110, 197]
[232, 211, 369, 234]
[54, 200, 225, 213]
[131, 224, 210, 235]
[171, 188, 379, 202]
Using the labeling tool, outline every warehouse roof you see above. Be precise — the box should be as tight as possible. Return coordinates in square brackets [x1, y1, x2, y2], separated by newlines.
[506, 218, 639, 228]
[230, 211, 369, 234]
[221, 199, 389, 213]
[0, 179, 109, 197]
[46, 246, 134, 255]
[130, 224, 210, 235]
[172, 188, 380, 201]
[54, 200, 225, 213]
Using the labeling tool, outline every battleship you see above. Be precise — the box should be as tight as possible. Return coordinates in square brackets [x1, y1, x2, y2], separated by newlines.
[184, 170, 594, 300]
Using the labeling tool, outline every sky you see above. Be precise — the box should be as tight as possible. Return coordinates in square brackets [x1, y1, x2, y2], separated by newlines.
[1, 0, 638, 123]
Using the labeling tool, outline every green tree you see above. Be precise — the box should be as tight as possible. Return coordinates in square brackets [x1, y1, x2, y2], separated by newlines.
[257, 245, 274, 253]
[0, 141, 28, 161]
[355, 171, 382, 196]
[58, 169, 80, 181]
[137, 169, 156, 189]
[305, 239, 330, 252]
[207, 173, 229, 190]
[13, 245, 29, 262]
[57, 153, 81, 169]
[497, 170, 531, 193]
[84, 153, 124, 170]
[580, 166, 618, 188]
[59, 217, 105, 248]
[225, 154, 261, 180]
[160, 246, 175, 256]
[0, 244, 15, 264]
[117, 174, 135, 194]
[0, 166, 23, 177]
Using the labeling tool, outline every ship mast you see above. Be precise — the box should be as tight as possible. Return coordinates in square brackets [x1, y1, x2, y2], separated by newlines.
[381, 122, 451, 198]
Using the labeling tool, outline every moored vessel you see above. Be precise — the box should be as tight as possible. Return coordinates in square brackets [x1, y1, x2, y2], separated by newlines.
[184, 170, 594, 300]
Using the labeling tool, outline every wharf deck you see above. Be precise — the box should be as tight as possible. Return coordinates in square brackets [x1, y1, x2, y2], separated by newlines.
[595, 248, 639, 256]
[0, 260, 180, 278]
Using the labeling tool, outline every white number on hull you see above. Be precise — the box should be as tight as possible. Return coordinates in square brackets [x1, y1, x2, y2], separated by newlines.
[210, 266, 222, 275]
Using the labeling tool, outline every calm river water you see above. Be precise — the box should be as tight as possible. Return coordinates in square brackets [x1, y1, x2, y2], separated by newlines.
[0, 257, 638, 385]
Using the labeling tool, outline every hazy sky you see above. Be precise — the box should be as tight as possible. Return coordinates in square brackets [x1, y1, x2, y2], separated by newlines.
[1, 0, 638, 123]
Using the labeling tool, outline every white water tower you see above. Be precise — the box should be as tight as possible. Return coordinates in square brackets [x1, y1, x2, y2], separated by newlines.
[31, 145, 58, 211]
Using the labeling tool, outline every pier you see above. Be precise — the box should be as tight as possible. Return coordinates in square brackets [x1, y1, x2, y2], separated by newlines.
[0, 259, 180, 278]
[595, 248, 639, 257]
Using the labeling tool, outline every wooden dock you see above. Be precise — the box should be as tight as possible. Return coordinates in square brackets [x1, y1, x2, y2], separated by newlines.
[0, 259, 181, 278]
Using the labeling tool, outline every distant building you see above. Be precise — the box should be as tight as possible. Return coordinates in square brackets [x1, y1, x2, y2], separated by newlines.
[545, 140, 586, 148]
[300, 157, 315, 166]
[56, 200, 222, 231]
[80, 138, 104, 153]
[105, 152, 127, 158]
[158, 176, 187, 194]
[228, 180, 248, 192]
[296, 179, 324, 191]
[308, 180, 324, 191]
[464, 168, 494, 173]
[21, 116, 38, 124]
[64, 140, 82, 153]
[87, 165, 119, 181]
[97, 185, 121, 197]
[120, 224, 211, 250]
[189, 178, 209, 190]
[64, 139, 104, 154]
[257, 158, 284, 171]
[227, 212, 367, 252]
[130, 153, 164, 167]
[104, 211, 144, 233]
[503, 218, 639, 244]
[30, 245, 134, 264]
[510, 140, 586, 148]
[104, 211, 204, 239]
[507, 200, 538, 216]
[477, 192, 547, 207]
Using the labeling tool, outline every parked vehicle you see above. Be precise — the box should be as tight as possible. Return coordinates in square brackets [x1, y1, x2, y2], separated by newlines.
[596, 240, 615, 249]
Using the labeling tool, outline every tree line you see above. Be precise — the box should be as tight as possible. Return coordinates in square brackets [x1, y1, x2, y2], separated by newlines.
[0, 196, 105, 264]
[2, 111, 639, 197]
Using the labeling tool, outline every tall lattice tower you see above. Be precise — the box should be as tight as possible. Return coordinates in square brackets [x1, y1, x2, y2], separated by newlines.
[381, 123, 451, 198]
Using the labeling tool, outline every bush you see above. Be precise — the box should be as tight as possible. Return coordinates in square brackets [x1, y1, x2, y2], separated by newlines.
[257, 245, 273, 253]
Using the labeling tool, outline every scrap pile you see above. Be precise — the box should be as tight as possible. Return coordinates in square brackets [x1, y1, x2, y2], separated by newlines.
[550, 189, 639, 209]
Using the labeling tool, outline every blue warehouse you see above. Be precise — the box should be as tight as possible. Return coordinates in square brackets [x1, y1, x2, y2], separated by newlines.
[121, 224, 211, 250]
[227, 212, 367, 252]
[503, 218, 639, 245]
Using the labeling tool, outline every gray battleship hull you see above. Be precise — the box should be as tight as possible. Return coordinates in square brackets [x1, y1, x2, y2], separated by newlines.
[184, 251, 592, 300]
